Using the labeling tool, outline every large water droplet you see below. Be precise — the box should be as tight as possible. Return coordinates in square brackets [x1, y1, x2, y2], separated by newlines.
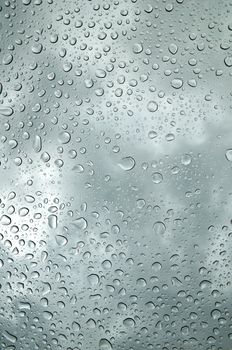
[48, 214, 58, 229]
[72, 164, 84, 173]
[33, 135, 42, 153]
[0, 106, 13, 116]
[58, 131, 71, 144]
[152, 172, 163, 184]
[147, 100, 158, 112]
[123, 317, 135, 327]
[171, 78, 183, 89]
[225, 149, 232, 161]
[118, 156, 135, 171]
[74, 217, 87, 230]
[99, 338, 112, 350]
[153, 221, 166, 235]
[32, 43, 43, 54]
[55, 235, 68, 246]
[88, 273, 100, 286]
[133, 43, 143, 54]
[2, 54, 13, 65]
[0, 215, 11, 225]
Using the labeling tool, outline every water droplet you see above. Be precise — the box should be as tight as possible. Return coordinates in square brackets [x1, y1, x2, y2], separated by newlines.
[43, 311, 53, 320]
[224, 56, 232, 67]
[171, 78, 183, 89]
[168, 43, 178, 54]
[137, 199, 146, 209]
[123, 317, 135, 327]
[55, 235, 68, 246]
[14, 157, 22, 166]
[0, 215, 11, 225]
[118, 156, 135, 171]
[19, 301, 31, 310]
[152, 172, 163, 184]
[225, 149, 232, 161]
[72, 164, 84, 173]
[152, 261, 162, 271]
[102, 259, 112, 269]
[88, 274, 100, 286]
[165, 3, 174, 11]
[2, 54, 13, 65]
[9, 139, 18, 149]
[166, 133, 175, 141]
[32, 43, 43, 54]
[99, 338, 112, 350]
[211, 309, 221, 319]
[72, 321, 80, 332]
[181, 154, 192, 165]
[58, 131, 71, 144]
[148, 130, 157, 139]
[41, 152, 51, 162]
[18, 207, 29, 217]
[147, 100, 158, 112]
[137, 278, 147, 287]
[133, 43, 143, 54]
[33, 135, 42, 153]
[96, 69, 106, 78]
[199, 279, 212, 289]
[2, 331, 17, 343]
[153, 221, 166, 235]
[48, 214, 58, 229]
[0, 106, 13, 116]
[25, 195, 35, 203]
[74, 217, 87, 230]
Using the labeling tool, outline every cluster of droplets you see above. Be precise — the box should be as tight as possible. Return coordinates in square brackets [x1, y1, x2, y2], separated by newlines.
[1, 0, 232, 349]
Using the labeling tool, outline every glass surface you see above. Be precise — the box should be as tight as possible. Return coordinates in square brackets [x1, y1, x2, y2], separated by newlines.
[0, 0, 232, 349]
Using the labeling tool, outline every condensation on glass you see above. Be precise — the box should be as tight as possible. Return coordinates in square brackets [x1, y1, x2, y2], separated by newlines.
[0, 0, 232, 349]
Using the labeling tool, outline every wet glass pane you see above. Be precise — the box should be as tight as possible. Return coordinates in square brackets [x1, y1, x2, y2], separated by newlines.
[0, 0, 232, 349]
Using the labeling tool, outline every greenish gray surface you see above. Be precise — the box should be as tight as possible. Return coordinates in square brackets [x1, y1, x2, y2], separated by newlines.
[0, 0, 232, 349]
